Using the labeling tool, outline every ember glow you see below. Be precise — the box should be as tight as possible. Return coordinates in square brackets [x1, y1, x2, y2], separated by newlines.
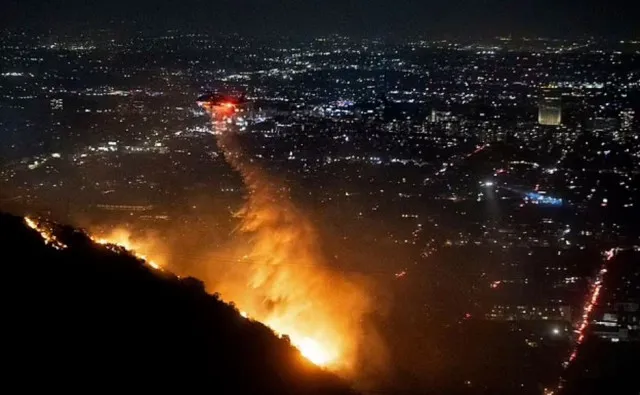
[24, 217, 67, 250]
[297, 337, 334, 366]
[24, 216, 164, 272]
[21, 104, 380, 374]
[90, 228, 166, 271]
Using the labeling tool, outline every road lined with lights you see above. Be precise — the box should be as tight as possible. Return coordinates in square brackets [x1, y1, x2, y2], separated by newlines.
[545, 246, 640, 394]
[566, 248, 615, 365]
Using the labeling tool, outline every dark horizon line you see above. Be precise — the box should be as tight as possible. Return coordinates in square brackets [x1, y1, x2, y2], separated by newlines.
[2, 25, 639, 42]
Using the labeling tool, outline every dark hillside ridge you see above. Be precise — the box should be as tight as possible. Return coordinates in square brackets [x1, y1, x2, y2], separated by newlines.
[0, 212, 355, 394]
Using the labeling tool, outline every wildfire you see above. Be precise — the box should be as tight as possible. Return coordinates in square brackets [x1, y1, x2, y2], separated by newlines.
[24, 217, 67, 250]
[24, 212, 362, 371]
[22, 102, 378, 374]
[85, 218, 359, 369]
[199, 113, 374, 372]
[296, 337, 334, 366]
[90, 228, 165, 271]
[24, 217, 164, 272]
[88, 225, 358, 369]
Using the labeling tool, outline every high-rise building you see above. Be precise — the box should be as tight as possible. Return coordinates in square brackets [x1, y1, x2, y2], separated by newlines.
[430, 109, 453, 123]
[538, 91, 562, 126]
[50, 98, 63, 111]
[593, 302, 640, 342]
[374, 94, 388, 121]
[589, 117, 619, 132]
[620, 108, 635, 131]
[485, 304, 572, 322]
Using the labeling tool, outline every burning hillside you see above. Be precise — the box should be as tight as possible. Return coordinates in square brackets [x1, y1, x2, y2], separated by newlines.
[79, 110, 382, 377]
[3, 212, 357, 393]
[196, 108, 377, 373]
[13, 99, 383, 386]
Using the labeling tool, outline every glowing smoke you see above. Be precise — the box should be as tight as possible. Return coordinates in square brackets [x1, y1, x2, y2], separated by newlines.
[80, 105, 385, 378]
[201, 112, 378, 373]
[91, 227, 168, 271]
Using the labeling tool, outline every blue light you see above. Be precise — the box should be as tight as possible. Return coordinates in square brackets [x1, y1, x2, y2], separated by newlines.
[525, 192, 563, 206]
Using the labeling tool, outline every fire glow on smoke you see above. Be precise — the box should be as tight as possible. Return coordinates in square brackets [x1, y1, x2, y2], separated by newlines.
[191, 106, 372, 371]
[25, 215, 352, 368]
[90, 228, 164, 271]
[22, 103, 376, 372]
[87, 226, 344, 368]
[24, 103, 374, 371]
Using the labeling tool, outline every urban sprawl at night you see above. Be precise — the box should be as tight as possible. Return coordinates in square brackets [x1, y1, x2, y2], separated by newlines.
[1, 24, 639, 395]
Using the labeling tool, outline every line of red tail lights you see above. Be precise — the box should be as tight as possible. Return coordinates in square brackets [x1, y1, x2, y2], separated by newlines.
[568, 248, 614, 364]
[545, 248, 616, 395]
[24, 214, 629, 382]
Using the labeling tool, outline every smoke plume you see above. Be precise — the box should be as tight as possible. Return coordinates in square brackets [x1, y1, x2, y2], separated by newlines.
[85, 111, 386, 381]
[205, 115, 379, 374]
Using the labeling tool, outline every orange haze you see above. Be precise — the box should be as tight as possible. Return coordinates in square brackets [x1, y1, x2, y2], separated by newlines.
[201, 113, 376, 373]
[88, 109, 383, 379]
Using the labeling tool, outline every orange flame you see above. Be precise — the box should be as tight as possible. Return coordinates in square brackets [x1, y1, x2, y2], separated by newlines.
[24, 211, 375, 372]
[198, 115, 376, 372]
[24, 217, 67, 250]
[86, 216, 368, 370]
[35, 106, 383, 376]
[90, 228, 166, 272]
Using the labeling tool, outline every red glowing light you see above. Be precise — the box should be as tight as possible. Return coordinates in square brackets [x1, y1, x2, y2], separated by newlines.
[197, 95, 241, 117]
[548, 247, 619, 395]
[395, 270, 407, 278]
[563, 249, 615, 367]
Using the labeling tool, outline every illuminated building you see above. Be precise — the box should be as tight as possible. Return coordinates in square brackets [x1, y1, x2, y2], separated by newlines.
[50, 98, 63, 111]
[430, 109, 453, 123]
[592, 303, 640, 342]
[486, 304, 572, 322]
[538, 91, 562, 126]
[588, 117, 619, 132]
[620, 108, 635, 131]
[524, 192, 563, 206]
[374, 94, 388, 121]
[95, 204, 154, 212]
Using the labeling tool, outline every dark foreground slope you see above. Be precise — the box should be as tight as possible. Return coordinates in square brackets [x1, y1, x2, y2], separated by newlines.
[0, 213, 355, 394]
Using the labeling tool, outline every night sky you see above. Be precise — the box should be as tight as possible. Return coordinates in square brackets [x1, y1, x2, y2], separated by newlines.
[3, 0, 638, 37]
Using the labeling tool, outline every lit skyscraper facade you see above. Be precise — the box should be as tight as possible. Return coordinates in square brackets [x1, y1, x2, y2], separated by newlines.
[538, 91, 562, 126]
[620, 109, 635, 131]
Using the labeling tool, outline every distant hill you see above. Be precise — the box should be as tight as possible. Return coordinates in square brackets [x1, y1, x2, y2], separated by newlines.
[0, 212, 356, 394]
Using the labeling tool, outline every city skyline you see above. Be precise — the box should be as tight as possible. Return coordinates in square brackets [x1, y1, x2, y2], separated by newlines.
[1, 21, 639, 395]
